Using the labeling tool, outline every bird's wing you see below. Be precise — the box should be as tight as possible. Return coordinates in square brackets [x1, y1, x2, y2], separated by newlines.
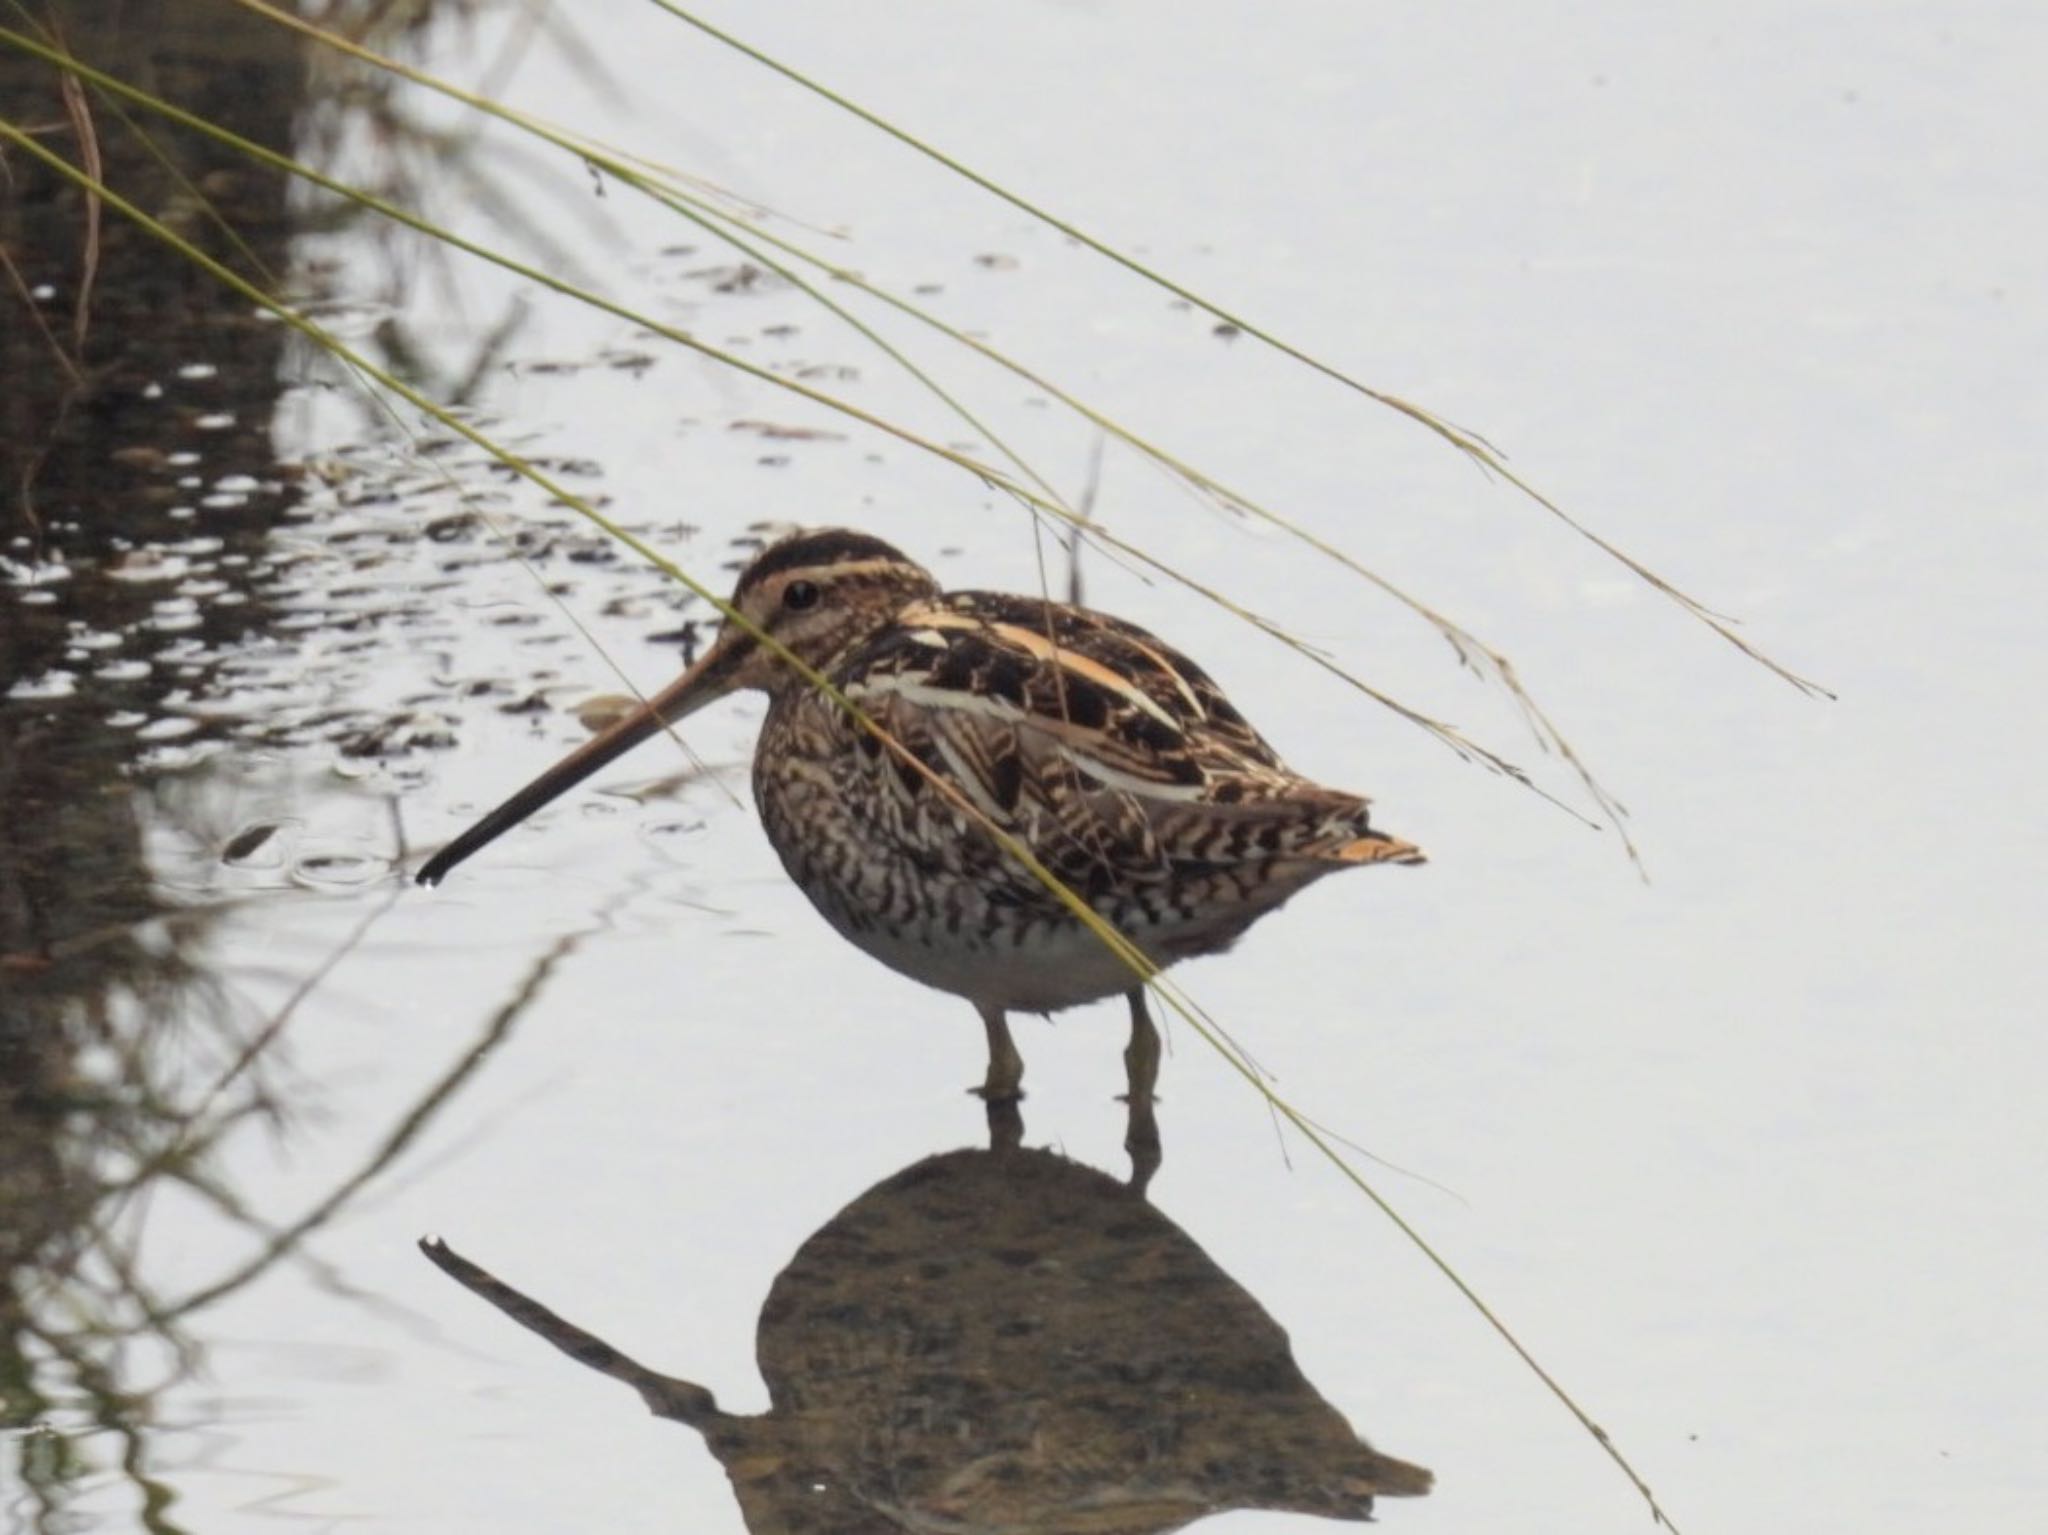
[834, 593, 1407, 874]
[846, 591, 1285, 785]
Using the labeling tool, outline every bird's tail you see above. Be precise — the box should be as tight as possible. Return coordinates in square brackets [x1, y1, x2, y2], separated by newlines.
[1357, 1446, 1435, 1497]
[1327, 828, 1426, 866]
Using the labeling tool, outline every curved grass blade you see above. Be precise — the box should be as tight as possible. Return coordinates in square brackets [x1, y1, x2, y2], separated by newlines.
[2, 24, 1561, 830]
[0, 116, 1688, 1530]
[183, 4, 1680, 850]
[645, 0, 1826, 703]
[662, 191, 1640, 857]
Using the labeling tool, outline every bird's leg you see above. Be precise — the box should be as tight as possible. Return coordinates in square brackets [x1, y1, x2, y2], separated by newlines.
[1121, 987, 1162, 1181]
[975, 1004, 1025, 1101]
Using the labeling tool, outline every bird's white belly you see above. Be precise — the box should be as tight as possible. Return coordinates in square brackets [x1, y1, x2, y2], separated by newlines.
[751, 720, 1315, 1016]
[810, 896, 1152, 1015]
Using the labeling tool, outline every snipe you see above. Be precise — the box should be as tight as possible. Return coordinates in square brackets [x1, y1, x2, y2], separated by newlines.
[417, 528, 1422, 1107]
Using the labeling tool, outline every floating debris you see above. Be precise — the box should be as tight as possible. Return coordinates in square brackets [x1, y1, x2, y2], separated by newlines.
[728, 420, 846, 442]
[575, 694, 640, 733]
[220, 822, 283, 865]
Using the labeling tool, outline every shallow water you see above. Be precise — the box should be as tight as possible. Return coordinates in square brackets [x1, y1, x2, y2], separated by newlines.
[3, 3, 2044, 1533]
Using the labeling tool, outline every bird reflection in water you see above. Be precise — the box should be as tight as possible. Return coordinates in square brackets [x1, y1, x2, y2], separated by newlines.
[424, 1103, 1432, 1533]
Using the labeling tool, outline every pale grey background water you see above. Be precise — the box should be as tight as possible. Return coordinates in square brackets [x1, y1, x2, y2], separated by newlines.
[9, 3, 2044, 1532]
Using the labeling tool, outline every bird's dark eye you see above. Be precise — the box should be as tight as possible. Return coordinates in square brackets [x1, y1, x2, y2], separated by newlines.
[783, 579, 821, 611]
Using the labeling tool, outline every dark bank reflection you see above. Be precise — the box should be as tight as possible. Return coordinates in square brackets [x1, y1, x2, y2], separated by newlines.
[2, 3, 541, 1525]
[4, 8, 316, 1517]
[427, 1104, 1432, 1534]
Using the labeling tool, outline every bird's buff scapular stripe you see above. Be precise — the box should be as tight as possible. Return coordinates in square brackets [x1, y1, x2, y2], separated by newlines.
[894, 602, 1188, 733]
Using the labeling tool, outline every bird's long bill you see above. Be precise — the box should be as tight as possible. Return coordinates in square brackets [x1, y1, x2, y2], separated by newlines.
[414, 636, 750, 886]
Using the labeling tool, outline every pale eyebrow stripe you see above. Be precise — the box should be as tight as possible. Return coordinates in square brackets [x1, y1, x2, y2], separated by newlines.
[769, 557, 909, 587]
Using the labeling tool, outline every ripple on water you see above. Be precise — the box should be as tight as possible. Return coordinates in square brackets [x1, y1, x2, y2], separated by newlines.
[105, 551, 192, 583]
[135, 716, 200, 741]
[7, 669, 78, 699]
[290, 845, 393, 890]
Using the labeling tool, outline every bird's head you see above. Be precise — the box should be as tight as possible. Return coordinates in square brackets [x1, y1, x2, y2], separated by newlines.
[416, 527, 935, 885]
[711, 527, 939, 695]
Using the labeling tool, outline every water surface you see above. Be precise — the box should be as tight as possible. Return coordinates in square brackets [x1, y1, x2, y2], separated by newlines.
[3, 4, 2043, 1533]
